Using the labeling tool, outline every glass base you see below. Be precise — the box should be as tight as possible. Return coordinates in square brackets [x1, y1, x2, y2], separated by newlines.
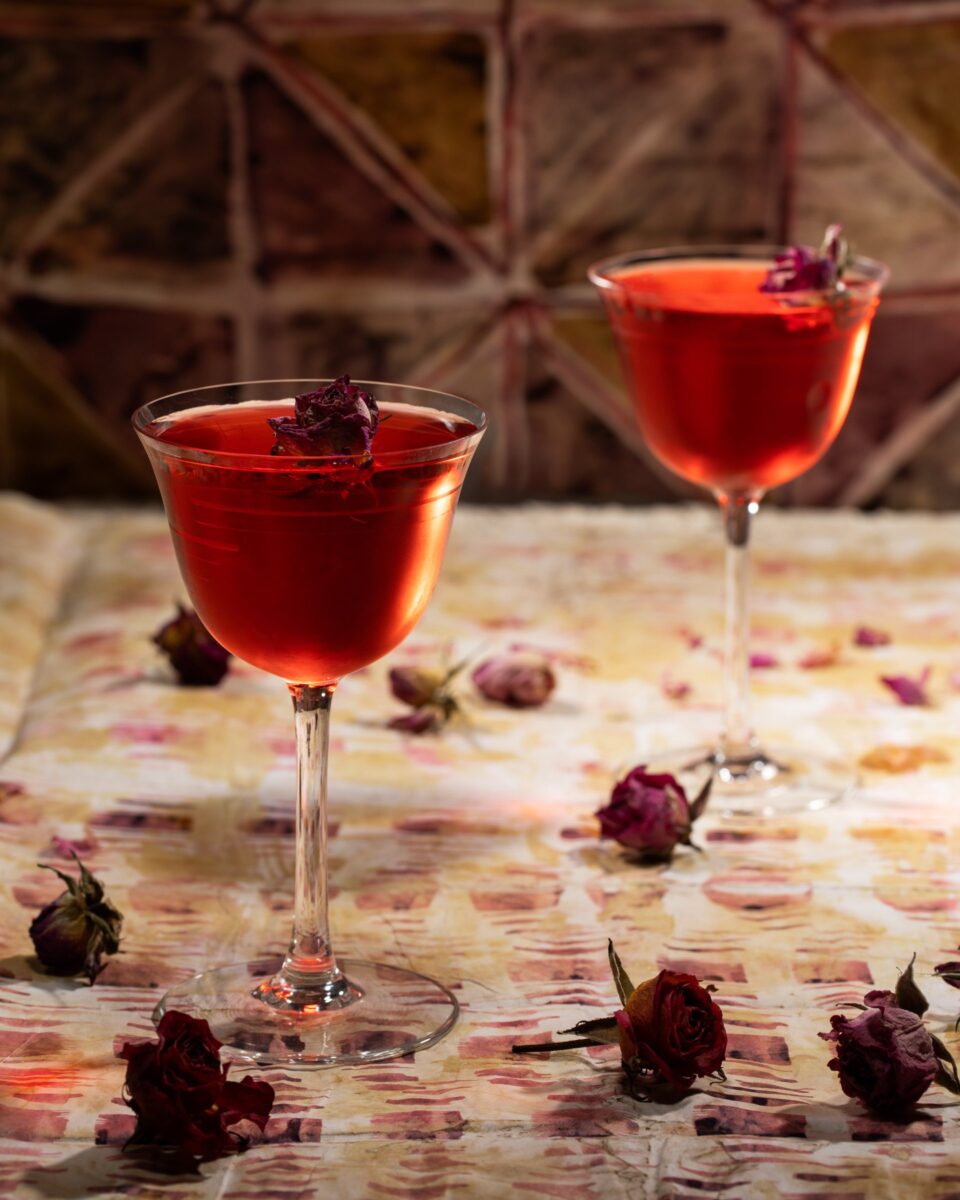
[153, 957, 459, 1066]
[646, 743, 855, 818]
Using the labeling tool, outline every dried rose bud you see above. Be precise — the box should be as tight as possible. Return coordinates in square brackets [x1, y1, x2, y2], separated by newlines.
[616, 966, 727, 1102]
[121, 1010, 274, 1162]
[268, 376, 379, 464]
[819, 990, 938, 1119]
[596, 767, 698, 862]
[29, 853, 122, 983]
[389, 666, 447, 710]
[749, 653, 778, 669]
[761, 224, 849, 294]
[881, 668, 931, 707]
[472, 654, 555, 708]
[153, 606, 231, 687]
[854, 625, 891, 647]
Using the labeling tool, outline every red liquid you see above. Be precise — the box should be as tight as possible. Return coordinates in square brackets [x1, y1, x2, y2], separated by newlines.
[145, 401, 477, 683]
[602, 260, 879, 493]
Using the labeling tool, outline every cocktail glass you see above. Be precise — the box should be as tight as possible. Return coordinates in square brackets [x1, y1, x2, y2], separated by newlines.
[589, 246, 887, 816]
[133, 380, 485, 1064]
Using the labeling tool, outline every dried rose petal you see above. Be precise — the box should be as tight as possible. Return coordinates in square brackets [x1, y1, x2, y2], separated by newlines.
[596, 767, 693, 862]
[881, 668, 931, 707]
[153, 606, 230, 687]
[819, 990, 937, 1119]
[268, 376, 379, 463]
[749, 653, 779, 669]
[934, 961, 960, 990]
[661, 674, 691, 701]
[799, 645, 840, 669]
[760, 225, 848, 294]
[854, 626, 891, 647]
[388, 708, 443, 735]
[29, 853, 122, 983]
[472, 655, 555, 708]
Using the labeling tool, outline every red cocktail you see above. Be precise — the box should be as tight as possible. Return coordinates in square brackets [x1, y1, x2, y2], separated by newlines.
[135, 380, 484, 1064]
[590, 243, 887, 815]
[148, 400, 477, 683]
[602, 259, 877, 494]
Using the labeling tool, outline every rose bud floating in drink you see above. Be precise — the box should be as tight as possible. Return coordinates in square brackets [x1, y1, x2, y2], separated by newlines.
[134, 377, 484, 1064]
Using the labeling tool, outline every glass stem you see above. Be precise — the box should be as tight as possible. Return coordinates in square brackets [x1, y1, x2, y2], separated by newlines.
[255, 682, 357, 1010]
[719, 493, 760, 762]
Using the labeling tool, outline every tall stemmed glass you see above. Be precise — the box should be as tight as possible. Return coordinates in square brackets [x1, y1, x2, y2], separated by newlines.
[134, 380, 484, 1063]
[589, 247, 887, 816]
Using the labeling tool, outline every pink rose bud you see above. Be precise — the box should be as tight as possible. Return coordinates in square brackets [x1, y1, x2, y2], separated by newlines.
[389, 666, 445, 709]
[819, 990, 938, 1119]
[388, 707, 443, 735]
[854, 625, 891, 647]
[881, 668, 931, 706]
[596, 767, 693, 862]
[472, 655, 555, 708]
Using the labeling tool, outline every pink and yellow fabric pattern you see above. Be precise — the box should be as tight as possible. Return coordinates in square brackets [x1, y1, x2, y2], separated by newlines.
[3, 494, 960, 1196]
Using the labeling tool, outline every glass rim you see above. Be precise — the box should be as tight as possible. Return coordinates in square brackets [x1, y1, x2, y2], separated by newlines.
[587, 243, 890, 298]
[132, 378, 487, 468]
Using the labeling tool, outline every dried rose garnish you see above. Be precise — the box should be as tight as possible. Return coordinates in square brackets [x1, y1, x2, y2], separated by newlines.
[881, 668, 931, 707]
[761, 224, 849, 294]
[120, 1011, 274, 1167]
[153, 606, 230, 687]
[472, 654, 555, 708]
[596, 767, 711, 863]
[268, 376, 379, 464]
[820, 959, 960, 1119]
[749, 652, 779, 669]
[387, 662, 463, 735]
[660, 674, 691, 702]
[29, 852, 122, 984]
[512, 941, 727, 1104]
[854, 625, 891, 647]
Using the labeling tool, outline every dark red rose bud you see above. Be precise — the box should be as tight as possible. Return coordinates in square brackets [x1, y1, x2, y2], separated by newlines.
[596, 767, 693, 862]
[268, 376, 379, 463]
[153, 606, 230, 687]
[616, 969, 727, 1102]
[472, 654, 555, 708]
[761, 224, 848, 294]
[819, 990, 938, 1118]
[389, 666, 446, 709]
[120, 1010, 274, 1163]
[854, 625, 891, 647]
[29, 853, 122, 983]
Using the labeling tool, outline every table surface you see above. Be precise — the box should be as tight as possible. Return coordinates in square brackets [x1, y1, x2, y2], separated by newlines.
[3, 493, 960, 1198]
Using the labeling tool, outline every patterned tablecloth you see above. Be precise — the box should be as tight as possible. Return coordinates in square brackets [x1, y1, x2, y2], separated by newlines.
[4, 492, 960, 1198]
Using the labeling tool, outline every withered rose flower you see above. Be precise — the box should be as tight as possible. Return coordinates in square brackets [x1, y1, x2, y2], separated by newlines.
[153, 606, 230, 687]
[387, 660, 462, 733]
[616, 969, 727, 1101]
[596, 767, 696, 862]
[472, 654, 555, 708]
[819, 990, 938, 1118]
[268, 376, 379, 463]
[121, 1011, 274, 1163]
[761, 224, 847, 293]
[29, 853, 122, 984]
